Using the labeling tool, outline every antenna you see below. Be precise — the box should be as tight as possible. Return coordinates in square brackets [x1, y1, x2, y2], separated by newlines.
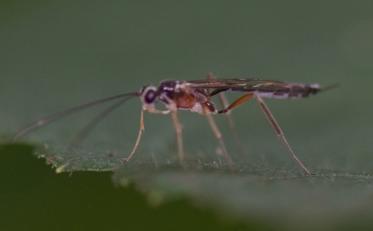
[13, 92, 139, 141]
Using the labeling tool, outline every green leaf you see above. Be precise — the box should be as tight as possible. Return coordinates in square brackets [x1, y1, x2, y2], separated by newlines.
[2, 1, 373, 230]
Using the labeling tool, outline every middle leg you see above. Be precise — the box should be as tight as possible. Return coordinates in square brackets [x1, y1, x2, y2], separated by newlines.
[203, 107, 234, 168]
[207, 73, 244, 153]
[170, 110, 185, 166]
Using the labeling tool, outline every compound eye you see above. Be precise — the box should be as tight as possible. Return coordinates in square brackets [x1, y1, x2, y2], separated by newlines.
[143, 87, 157, 104]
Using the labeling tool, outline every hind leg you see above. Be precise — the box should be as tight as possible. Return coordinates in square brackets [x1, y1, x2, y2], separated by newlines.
[255, 95, 311, 175]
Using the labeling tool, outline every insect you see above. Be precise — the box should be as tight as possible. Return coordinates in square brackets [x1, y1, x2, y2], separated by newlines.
[13, 74, 335, 175]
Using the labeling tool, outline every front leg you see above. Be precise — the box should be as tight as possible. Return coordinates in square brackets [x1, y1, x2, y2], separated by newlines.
[122, 109, 145, 163]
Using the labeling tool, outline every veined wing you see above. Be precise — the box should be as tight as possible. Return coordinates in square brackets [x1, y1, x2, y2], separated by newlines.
[185, 78, 322, 99]
[185, 78, 285, 91]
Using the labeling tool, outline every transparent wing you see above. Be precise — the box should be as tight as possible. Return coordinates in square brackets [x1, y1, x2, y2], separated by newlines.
[185, 78, 326, 99]
[185, 78, 284, 90]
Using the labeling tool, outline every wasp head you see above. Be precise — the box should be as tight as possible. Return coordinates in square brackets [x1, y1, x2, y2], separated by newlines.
[140, 85, 158, 105]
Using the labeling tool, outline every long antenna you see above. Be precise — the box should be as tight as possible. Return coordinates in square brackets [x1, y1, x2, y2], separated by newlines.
[13, 91, 139, 141]
[68, 96, 134, 148]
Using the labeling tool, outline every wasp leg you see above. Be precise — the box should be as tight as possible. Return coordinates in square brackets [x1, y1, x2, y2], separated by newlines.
[255, 95, 311, 175]
[207, 73, 235, 122]
[207, 73, 245, 155]
[203, 107, 234, 168]
[218, 93, 254, 114]
[142, 103, 185, 166]
[144, 105, 170, 115]
[170, 109, 185, 166]
[122, 109, 145, 162]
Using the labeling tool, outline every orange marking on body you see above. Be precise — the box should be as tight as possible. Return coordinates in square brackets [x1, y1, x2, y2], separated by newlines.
[174, 92, 197, 109]
[219, 93, 254, 113]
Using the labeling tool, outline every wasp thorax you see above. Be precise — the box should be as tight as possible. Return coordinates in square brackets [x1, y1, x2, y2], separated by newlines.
[159, 80, 179, 92]
[142, 86, 158, 104]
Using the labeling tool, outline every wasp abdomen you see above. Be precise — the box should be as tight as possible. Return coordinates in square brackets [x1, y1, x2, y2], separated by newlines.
[256, 83, 320, 99]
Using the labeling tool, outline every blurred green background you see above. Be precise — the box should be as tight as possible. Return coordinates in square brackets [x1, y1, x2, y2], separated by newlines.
[1, 1, 373, 230]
